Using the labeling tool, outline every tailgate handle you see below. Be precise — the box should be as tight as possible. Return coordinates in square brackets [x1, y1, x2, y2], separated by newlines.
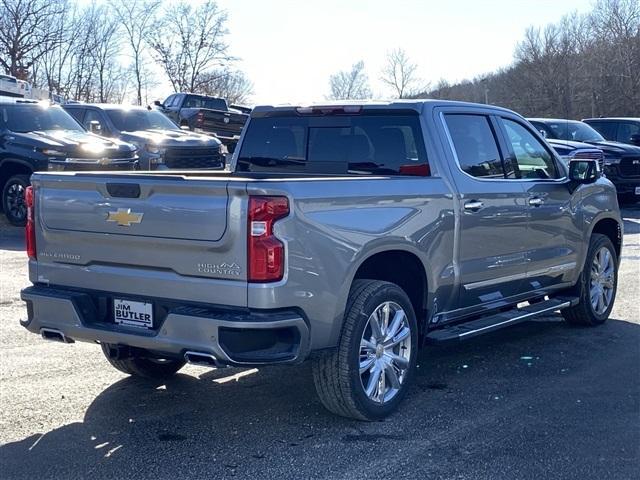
[107, 183, 141, 198]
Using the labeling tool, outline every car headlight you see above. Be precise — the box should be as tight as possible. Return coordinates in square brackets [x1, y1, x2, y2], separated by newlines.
[40, 148, 67, 157]
[145, 144, 164, 155]
[603, 157, 621, 165]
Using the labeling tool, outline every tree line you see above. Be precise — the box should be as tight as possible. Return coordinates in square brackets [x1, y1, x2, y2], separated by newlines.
[328, 0, 639, 119]
[0, 0, 253, 105]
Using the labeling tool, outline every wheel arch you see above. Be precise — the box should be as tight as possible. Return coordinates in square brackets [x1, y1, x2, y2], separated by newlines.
[588, 215, 622, 262]
[0, 158, 33, 192]
[341, 246, 432, 339]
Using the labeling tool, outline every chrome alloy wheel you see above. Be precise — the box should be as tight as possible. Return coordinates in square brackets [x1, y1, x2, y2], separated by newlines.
[359, 301, 412, 404]
[590, 246, 615, 315]
[6, 182, 26, 222]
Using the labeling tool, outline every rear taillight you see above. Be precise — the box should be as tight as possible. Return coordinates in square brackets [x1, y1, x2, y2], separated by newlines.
[25, 186, 36, 260]
[248, 196, 289, 282]
[196, 112, 204, 126]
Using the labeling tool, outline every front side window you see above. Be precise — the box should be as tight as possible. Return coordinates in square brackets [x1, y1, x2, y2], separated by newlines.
[82, 110, 105, 131]
[444, 114, 505, 178]
[237, 114, 429, 176]
[502, 118, 559, 179]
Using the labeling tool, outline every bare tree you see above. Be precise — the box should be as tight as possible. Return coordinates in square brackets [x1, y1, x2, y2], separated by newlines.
[199, 69, 253, 104]
[426, 0, 640, 118]
[147, 0, 233, 93]
[327, 61, 371, 100]
[0, 0, 66, 78]
[111, 0, 160, 105]
[380, 48, 423, 99]
[88, 5, 122, 103]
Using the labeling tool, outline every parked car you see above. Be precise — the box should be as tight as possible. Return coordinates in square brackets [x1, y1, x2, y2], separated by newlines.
[21, 100, 622, 420]
[528, 118, 640, 202]
[63, 104, 225, 170]
[583, 117, 640, 147]
[155, 93, 248, 152]
[0, 97, 138, 225]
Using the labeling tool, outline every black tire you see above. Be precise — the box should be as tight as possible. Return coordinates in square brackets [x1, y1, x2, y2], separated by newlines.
[100, 344, 185, 379]
[562, 234, 618, 326]
[2, 174, 31, 226]
[312, 280, 418, 421]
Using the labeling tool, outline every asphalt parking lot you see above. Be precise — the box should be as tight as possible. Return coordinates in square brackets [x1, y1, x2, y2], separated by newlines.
[1, 207, 638, 480]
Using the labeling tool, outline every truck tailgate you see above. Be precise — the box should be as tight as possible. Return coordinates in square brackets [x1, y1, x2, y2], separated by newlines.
[31, 173, 249, 305]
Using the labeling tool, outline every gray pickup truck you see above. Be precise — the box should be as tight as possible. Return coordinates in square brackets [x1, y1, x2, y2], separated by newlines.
[20, 100, 622, 420]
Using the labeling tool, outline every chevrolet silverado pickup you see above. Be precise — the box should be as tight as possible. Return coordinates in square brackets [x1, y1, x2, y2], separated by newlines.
[20, 100, 623, 420]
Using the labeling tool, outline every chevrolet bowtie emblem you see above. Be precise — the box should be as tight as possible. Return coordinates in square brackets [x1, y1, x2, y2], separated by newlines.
[106, 208, 143, 226]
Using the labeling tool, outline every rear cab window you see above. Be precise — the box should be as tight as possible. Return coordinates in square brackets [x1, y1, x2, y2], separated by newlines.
[237, 112, 430, 176]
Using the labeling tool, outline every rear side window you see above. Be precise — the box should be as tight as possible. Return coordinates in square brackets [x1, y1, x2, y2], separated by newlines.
[237, 114, 429, 176]
[587, 121, 616, 140]
[618, 122, 640, 143]
[444, 114, 505, 178]
[65, 108, 85, 123]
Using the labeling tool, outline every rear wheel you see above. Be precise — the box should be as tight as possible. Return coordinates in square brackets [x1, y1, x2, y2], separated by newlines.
[562, 234, 618, 326]
[2, 174, 30, 226]
[101, 344, 185, 379]
[312, 280, 418, 420]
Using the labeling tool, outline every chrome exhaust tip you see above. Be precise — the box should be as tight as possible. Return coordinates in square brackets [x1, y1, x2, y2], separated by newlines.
[184, 351, 220, 367]
[40, 328, 74, 344]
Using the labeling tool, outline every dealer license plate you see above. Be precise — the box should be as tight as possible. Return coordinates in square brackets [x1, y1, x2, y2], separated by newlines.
[635, 186, 640, 195]
[113, 298, 153, 328]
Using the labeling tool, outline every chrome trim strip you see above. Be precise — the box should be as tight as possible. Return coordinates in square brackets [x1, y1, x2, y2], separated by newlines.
[463, 262, 576, 290]
[458, 301, 571, 338]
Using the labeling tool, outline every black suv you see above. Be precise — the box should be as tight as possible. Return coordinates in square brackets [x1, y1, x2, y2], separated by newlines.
[583, 118, 640, 147]
[63, 103, 224, 170]
[528, 118, 640, 202]
[0, 98, 138, 225]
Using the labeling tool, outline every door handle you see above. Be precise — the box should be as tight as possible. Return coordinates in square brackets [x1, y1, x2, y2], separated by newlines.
[464, 200, 484, 211]
[529, 197, 544, 207]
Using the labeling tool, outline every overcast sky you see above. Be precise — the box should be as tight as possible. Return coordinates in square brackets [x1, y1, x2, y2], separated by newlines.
[206, 0, 594, 105]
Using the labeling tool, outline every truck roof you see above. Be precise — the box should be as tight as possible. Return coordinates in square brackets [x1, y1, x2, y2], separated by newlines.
[0, 96, 41, 105]
[583, 117, 640, 122]
[251, 99, 516, 117]
[63, 103, 151, 111]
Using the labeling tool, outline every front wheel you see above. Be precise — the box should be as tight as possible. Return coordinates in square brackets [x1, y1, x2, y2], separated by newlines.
[562, 234, 618, 326]
[2, 174, 31, 226]
[312, 280, 418, 420]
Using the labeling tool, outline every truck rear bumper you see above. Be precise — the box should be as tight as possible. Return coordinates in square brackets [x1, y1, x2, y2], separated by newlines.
[21, 285, 310, 366]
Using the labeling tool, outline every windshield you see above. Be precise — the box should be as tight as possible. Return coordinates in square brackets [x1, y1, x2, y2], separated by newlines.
[183, 95, 227, 110]
[1, 105, 83, 133]
[106, 109, 178, 132]
[543, 121, 605, 142]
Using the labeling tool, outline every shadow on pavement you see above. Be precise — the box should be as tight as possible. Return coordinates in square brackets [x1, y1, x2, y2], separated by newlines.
[1, 317, 638, 479]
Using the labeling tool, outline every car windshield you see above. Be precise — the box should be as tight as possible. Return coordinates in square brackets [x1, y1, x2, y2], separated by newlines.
[544, 121, 605, 142]
[106, 109, 178, 132]
[183, 95, 227, 110]
[1, 104, 83, 133]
